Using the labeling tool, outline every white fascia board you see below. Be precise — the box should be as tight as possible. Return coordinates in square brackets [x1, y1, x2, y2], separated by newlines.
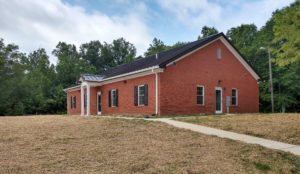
[81, 81, 100, 87]
[99, 66, 164, 85]
[219, 37, 260, 80]
[77, 66, 164, 86]
[63, 85, 81, 92]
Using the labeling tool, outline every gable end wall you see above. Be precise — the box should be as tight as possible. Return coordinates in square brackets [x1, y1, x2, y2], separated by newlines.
[159, 39, 259, 115]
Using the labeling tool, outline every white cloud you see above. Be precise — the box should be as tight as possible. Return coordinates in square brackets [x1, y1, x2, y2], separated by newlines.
[157, 0, 222, 29]
[157, 0, 294, 32]
[0, 0, 152, 64]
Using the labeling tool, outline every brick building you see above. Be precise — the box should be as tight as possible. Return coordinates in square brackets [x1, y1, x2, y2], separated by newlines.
[65, 33, 260, 116]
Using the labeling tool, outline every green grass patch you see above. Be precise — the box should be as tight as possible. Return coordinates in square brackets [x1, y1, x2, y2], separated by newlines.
[254, 162, 271, 172]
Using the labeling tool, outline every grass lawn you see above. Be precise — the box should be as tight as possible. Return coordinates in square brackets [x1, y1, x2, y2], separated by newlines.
[176, 113, 300, 145]
[0, 115, 300, 174]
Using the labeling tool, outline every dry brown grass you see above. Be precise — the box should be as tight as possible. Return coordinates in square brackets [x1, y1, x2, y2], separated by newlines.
[176, 113, 300, 145]
[0, 115, 299, 174]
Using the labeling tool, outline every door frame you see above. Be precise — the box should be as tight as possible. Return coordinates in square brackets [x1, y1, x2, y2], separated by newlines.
[215, 87, 223, 114]
[97, 92, 102, 115]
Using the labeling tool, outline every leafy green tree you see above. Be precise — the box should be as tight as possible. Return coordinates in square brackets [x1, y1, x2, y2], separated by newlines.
[53, 42, 95, 88]
[272, 1, 300, 66]
[198, 26, 219, 40]
[21, 49, 57, 114]
[144, 38, 168, 57]
[226, 24, 258, 64]
[0, 39, 27, 115]
[110, 38, 136, 65]
[80, 38, 136, 73]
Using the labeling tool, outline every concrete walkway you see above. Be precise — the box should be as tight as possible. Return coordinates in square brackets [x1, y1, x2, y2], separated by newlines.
[99, 116, 300, 156]
[151, 118, 300, 156]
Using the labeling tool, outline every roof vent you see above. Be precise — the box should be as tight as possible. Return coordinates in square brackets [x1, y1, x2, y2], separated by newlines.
[155, 53, 158, 59]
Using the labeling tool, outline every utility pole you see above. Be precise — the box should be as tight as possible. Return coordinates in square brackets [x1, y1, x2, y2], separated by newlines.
[260, 46, 274, 113]
[267, 47, 274, 113]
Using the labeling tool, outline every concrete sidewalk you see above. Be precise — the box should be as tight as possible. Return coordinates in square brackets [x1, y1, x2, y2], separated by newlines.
[151, 118, 300, 156]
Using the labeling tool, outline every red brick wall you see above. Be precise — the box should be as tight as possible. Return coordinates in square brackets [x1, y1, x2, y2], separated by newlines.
[159, 39, 259, 115]
[67, 89, 81, 115]
[98, 74, 156, 115]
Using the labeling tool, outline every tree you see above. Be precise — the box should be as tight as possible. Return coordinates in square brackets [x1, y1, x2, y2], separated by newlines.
[272, 1, 300, 66]
[0, 39, 27, 115]
[80, 38, 136, 73]
[80, 40, 103, 71]
[21, 49, 56, 114]
[226, 24, 258, 66]
[53, 42, 95, 88]
[144, 38, 168, 57]
[110, 38, 136, 65]
[198, 26, 219, 40]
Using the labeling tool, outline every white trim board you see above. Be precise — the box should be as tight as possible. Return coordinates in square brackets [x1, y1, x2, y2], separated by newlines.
[64, 85, 81, 92]
[215, 87, 223, 114]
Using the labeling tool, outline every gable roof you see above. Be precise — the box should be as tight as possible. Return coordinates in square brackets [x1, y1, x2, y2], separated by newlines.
[93, 32, 260, 81]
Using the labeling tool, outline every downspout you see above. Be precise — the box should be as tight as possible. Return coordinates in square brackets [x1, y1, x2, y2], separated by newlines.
[152, 68, 159, 115]
[155, 72, 158, 115]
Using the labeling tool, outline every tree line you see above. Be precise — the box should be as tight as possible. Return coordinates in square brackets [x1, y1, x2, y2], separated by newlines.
[0, 1, 299, 115]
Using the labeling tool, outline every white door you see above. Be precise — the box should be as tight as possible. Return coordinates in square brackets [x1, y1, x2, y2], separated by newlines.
[97, 92, 101, 115]
[215, 87, 222, 114]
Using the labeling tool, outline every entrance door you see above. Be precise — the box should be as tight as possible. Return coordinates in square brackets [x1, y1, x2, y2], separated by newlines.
[97, 92, 101, 115]
[215, 87, 222, 114]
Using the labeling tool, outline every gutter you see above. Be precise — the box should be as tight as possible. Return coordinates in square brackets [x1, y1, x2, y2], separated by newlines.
[63, 85, 81, 92]
[101, 66, 161, 82]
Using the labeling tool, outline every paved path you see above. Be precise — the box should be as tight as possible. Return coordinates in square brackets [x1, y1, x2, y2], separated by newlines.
[100, 116, 300, 156]
[149, 118, 300, 156]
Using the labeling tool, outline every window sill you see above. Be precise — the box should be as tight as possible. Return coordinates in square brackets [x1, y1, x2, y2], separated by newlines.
[230, 105, 238, 107]
[197, 104, 205, 106]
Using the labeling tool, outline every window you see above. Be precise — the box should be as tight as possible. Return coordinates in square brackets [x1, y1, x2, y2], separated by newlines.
[134, 84, 148, 106]
[109, 89, 118, 107]
[70, 96, 76, 109]
[72, 96, 76, 109]
[231, 89, 238, 106]
[197, 86, 204, 105]
[138, 85, 145, 105]
[216, 48, 222, 59]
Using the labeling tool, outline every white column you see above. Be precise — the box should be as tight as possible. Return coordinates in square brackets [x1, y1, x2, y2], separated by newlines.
[81, 85, 84, 116]
[155, 73, 158, 115]
[86, 84, 90, 116]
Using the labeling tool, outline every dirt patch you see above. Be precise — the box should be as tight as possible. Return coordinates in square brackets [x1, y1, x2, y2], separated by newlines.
[0, 115, 299, 173]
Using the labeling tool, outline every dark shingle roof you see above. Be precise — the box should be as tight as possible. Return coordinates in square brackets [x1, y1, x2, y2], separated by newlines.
[100, 33, 225, 79]
[84, 32, 260, 80]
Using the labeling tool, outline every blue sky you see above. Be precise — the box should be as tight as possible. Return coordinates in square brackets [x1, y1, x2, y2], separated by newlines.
[0, 0, 294, 63]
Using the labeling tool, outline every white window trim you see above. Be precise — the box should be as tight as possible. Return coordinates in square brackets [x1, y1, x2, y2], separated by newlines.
[197, 85, 205, 105]
[231, 88, 238, 106]
[138, 85, 145, 106]
[111, 89, 117, 107]
[215, 87, 223, 114]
